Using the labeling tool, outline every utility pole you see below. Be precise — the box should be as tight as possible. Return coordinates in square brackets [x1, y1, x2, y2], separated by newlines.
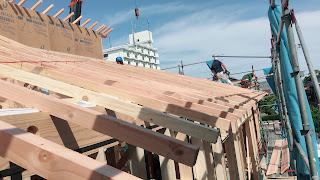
[130, 19, 136, 49]
[69, 0, 82, 25]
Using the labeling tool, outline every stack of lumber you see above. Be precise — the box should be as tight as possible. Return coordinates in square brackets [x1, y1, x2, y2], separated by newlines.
[0, 34, 266, 179]
[266, 138, 290, 176]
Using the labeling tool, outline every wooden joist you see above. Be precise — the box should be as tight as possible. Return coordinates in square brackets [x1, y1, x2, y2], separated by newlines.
[0, 80, 199, 166]
[274, 121, 282, 135]
[0, 120, 139, 179]
[266, 139, 283, 176]
[280, 138, 290, 174]
[2, 62, 232, 131]
[0, 64, 220, 143]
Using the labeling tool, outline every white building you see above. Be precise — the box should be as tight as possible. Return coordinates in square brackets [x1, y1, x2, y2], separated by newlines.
[103, 30, 160, 69]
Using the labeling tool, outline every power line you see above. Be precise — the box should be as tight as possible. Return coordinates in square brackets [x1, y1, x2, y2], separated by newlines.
[162, 55, 271, 70]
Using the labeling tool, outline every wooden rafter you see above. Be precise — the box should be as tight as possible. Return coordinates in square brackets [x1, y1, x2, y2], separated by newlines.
[0, 120, 140, 179]
[0, 64, 220, 143]
[0, 80, 199, 166]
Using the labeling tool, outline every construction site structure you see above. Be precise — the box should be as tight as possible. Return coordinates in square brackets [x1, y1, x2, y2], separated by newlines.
[0, 1, 267, 179]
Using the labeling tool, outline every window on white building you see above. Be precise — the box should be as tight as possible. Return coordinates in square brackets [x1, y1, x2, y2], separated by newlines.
[127, 52, 130, 57]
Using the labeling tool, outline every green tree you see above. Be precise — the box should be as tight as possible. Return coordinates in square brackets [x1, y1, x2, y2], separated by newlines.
[310, 105, 320, 134]
[303, 70, 320, 84]
[259, 94, 277, 115]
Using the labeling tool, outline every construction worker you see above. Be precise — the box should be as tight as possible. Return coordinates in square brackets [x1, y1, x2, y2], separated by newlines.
[210, 55, 233, 85]
[240, 72, 256, 88]
[116, 57, 124, 65]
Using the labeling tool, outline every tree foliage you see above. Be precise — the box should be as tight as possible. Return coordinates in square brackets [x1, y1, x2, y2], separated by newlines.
[259, 94, 277, 115]
[310, 105, 320, 134]
[303, 70, 320, 84]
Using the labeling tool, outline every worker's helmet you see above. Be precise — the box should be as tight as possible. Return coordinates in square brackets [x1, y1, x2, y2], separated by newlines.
[116, 57, 123, 62]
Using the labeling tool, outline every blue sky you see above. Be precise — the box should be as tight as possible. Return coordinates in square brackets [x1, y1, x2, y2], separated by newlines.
[19, 0, 320, 80]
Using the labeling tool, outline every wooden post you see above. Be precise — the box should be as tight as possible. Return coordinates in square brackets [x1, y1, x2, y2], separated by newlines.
[192, 137, 215, 180]
[53, 8, 64, 18]
[252, 105, 262, 150]
[245, 119, 260, 180]
[95, 148, 107, 163]
[102, 28, 114, 37]
[17, 0, 27, 6]
[176, 133, 193, 180]
[72, 16, 83, 24]
[88, 21, 98, 29]
[159, 129, 177, 180]
[224, 123, 246, 180]
[101, 27, 111, 34]
[212, 136, 227, 180]
[63, 12, 74, 21]
[238, 126, 248, 170]
[98, 26, 107, 33]
[42, 4, 54, 14]
[96, 24, 106, 32]
[128, 144, 148, 179]
[81, 18, 91, 27]
[30, 0, 42, 10]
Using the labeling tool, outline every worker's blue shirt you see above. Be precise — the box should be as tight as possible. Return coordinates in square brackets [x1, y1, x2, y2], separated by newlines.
[211, 60, 223, 73]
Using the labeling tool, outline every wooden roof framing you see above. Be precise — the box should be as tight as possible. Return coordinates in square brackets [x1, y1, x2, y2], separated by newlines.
[0, 34, 266, 179]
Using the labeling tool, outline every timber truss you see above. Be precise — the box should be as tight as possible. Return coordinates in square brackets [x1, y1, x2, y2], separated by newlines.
[0, 34, 266, 179]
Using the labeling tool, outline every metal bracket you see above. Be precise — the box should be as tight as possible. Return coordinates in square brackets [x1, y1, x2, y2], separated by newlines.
[300, 125, 314, 136]
[290, 70, 304, 78]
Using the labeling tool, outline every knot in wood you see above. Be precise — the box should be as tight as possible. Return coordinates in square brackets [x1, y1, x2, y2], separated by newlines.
[39, 150, 52, 163]
[174, 149, 184, 156]
[82, 96, 89, 101]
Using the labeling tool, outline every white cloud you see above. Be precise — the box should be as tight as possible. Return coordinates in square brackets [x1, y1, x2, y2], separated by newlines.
[154, 8, 320, 80]
[103, 2, 195, 27]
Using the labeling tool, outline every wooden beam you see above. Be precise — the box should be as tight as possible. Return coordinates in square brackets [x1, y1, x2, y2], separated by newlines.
[81, 18, 91, 27]
[212, 136, 227, 180]
[274, 121, 282, 135]
[30, 0, 42, 10]
[17, 0, 27, 6]
[280, 138, 290, 174]
[102, 28, 113, 37]
[224, 123, 246, 180]
[42, 4, 54, 14]
[63, 12, 74, 21]
[0, 120, 139, 179]
[0, 80, 199, 166]
[245, 119, 260, 180]
[176, 133, 193, 180]
[72, 15, 83, 24]
[101, 27, 111, 34]
[128, 144, 148, 179]
[96, 24, 106, 32]
[0, 64, 220, 142]
[97, 26, 107, 33]
[0, 111, 113, 151]
[266, 139, 283, 175]
[17, 63, 232, 130]
[159, 129, 176, 180]
[88, 22, 98, 29]
[53, 8, 64, 18]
